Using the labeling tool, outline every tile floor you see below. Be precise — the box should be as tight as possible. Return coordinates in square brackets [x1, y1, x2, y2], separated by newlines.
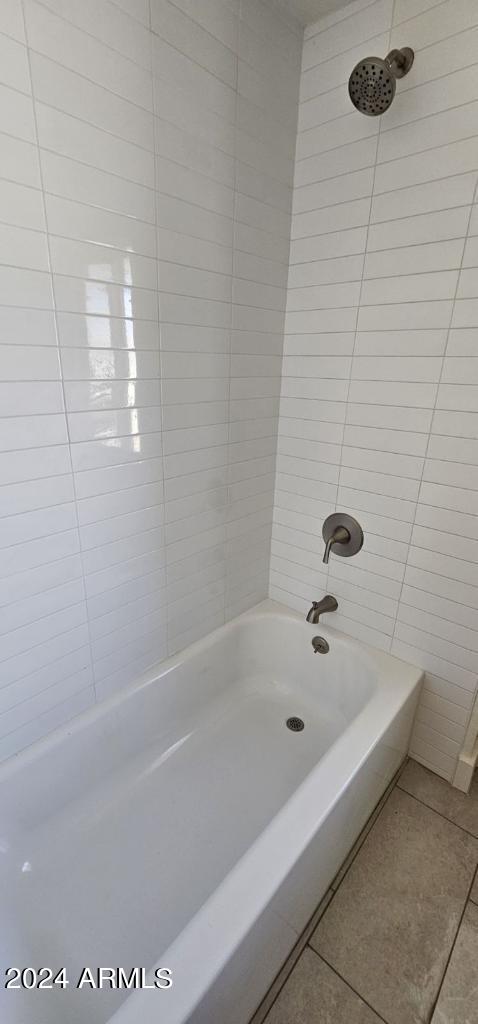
[251, 760, 478, 1024]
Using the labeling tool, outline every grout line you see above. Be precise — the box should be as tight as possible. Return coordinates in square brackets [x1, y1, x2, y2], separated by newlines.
[428, 859, 478, 1021]
[307, 948, 390, 1024]
[395, 782, 478, 839]
[291, 235, 470, 262]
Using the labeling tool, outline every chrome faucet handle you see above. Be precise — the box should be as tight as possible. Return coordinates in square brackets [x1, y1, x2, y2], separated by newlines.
[323, 525, 350, 564]
[322, 513, 364, 564]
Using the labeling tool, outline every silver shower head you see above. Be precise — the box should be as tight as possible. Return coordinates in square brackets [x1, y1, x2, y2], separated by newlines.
[348, 47, 414, 116]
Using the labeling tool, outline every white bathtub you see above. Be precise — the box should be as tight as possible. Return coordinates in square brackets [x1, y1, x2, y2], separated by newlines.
[0, 599, 422, 1024]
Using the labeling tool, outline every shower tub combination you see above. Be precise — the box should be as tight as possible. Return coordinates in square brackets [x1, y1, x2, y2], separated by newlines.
[0, 599, 422, 1024]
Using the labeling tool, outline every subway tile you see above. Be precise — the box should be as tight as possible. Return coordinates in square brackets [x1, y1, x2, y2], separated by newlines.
[38, 0, 152, 69]
[0, 179, 45, 232]
[368, 207, 471, 252]
[45, 194, 156, 257]
[432, 409, 478, 438]
[302, 0, 393, 71]
[29, 52, 155, 151]
[292, 198, 371, 240]
[341, 445, 424, 480]
[0, 345, 60, 381]
[374, 138, 478, 195]
[343, 424, 427, 457]
[408, 544, 478, 589]
[351, 355, 442, 383]
[0, 504, 77, 553]
[362, 271, 458, 305]
[151, 0, 237, 88]
[354, 330, 447, 357]
[338, 484, 417, 524]
[0, 413, 68, 452]
[56, 313, 157, 352]
[0, 132, 40, 190]
[0, 381, 64, 417]
[428, 435, 478, 467]
[385, 66, 478, 136]
[364, 240, 462, 279]
[0, 82, 35, 144]
[357, 300, 452, 332]
[414, 503, 478, 544]
[371, 174, 476, 225]
[0, 223, 47, 273]
[49, 237, 157, 290]
[41, 151, 156, 223]
[24, 0, 153, 110]
[35, 103, 155, 188]
[296, 138, 375, 191]
[401, 582, 478, 633]
[346, 402, 432, 432]
[378, 99, 478, 165]
[54, 278, 157, 322]
[396, 0, 478, 51]
[0, 32, 31, 94]
[348, 379, 437, 407]
[2, 0, 26, 43]
[294, 167, 374, 213]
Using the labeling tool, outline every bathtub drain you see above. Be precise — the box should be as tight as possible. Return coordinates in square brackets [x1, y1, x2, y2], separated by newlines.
[286, 716, 304, 732]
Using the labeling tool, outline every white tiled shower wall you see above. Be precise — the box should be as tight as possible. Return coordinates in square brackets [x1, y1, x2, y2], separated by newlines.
[0, 0, 302, 759]
[269, 0, 478, 782]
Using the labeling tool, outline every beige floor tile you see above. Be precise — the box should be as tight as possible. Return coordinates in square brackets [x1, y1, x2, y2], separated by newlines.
[264, 948, 383, 1024]
[311, 789, 478, 1024]
[398, 760, 478, 837]
[432, 901, 478, 1024]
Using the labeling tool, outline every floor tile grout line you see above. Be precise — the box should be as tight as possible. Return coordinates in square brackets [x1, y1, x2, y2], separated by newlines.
[307, 946, 390, 1024]
[396, 781, 478, 839]
[427, 860, 478, 1022]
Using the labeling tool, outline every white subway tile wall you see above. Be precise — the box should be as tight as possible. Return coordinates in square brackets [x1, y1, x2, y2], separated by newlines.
[270, 0, 478, 781]
[0, 0, 302, 758]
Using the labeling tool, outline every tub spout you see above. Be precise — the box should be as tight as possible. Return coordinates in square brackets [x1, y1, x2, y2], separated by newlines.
[306, 595, 338, 624]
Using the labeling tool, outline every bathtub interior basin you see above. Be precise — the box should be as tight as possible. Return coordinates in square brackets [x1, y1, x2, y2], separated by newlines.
[0, 599, 423, 1024]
